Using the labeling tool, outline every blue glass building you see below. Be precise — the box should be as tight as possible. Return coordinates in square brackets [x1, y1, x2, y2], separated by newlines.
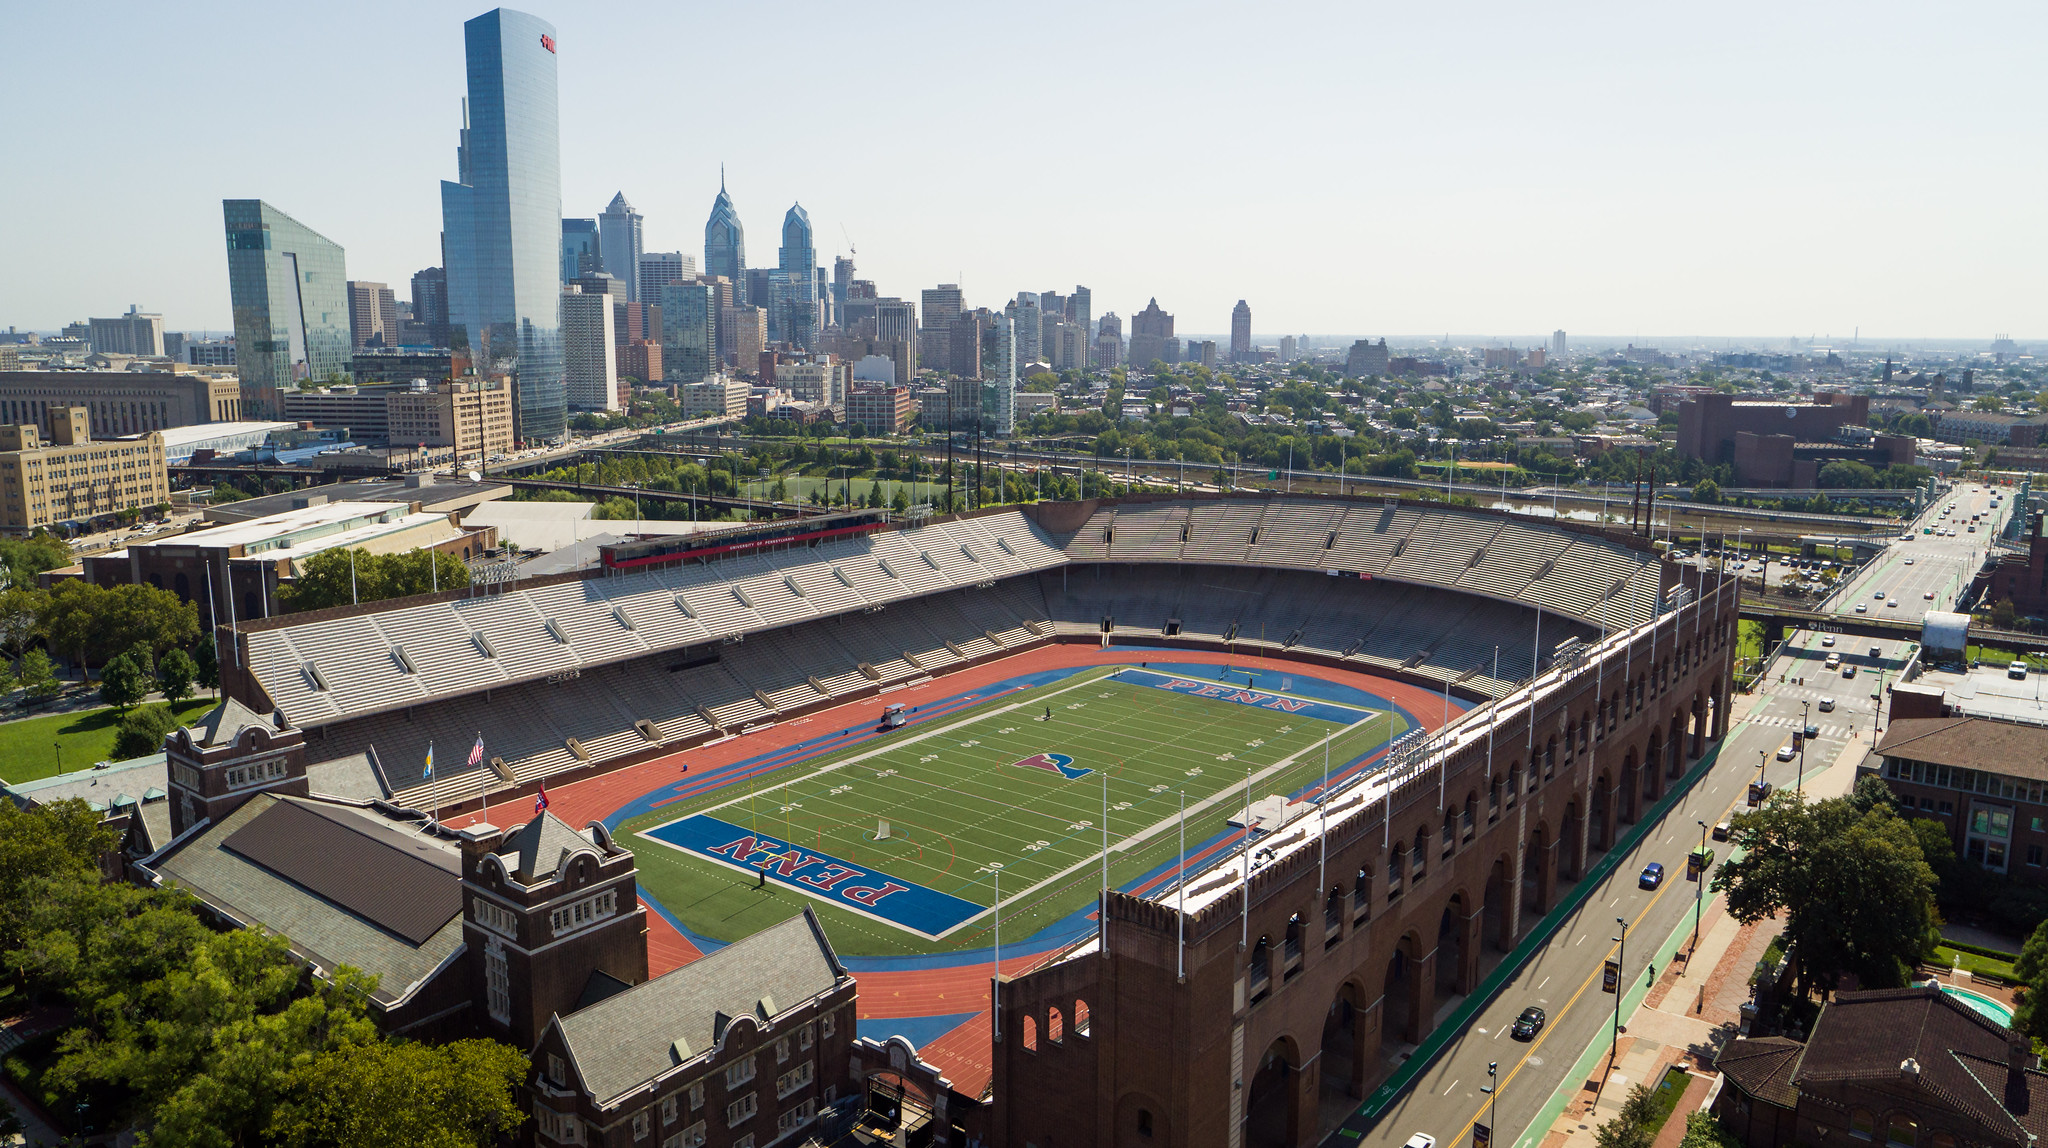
[704, 173, 745, 301]
[660, 281, 717, 385]
[776, 203, 818, 351]
[222, 200, 350, 418]
[441, 8, 565, 444]
[560, 218, 600, 281]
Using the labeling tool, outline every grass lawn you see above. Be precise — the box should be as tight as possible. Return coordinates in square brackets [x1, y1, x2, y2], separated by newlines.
[0, 698, 218, 785]
[620, 666, 1404, 958]
[1933, 944, 2018, 980]
[1641, 1065, 1695, 1139]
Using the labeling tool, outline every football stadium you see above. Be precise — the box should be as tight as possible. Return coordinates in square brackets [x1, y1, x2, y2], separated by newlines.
[201, 492, 1737, 1148]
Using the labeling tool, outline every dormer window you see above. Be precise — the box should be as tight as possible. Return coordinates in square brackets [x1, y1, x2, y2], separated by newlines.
[548, 889, 617, 935]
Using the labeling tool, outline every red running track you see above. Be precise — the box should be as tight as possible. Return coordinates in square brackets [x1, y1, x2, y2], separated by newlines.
[453, 644, 1464, 1090]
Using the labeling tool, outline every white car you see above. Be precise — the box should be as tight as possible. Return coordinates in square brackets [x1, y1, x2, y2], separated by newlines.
[1822, 635, 1836, 647]
[1405, 1136, 1436, 1148]
[1887, 598, 1899, 608]
[1777, 744, 1797, 761]
[1924, 591, 1935, 600]
[1904, 558, 1914, 565]
[1855, 603, 1868, 613]
[1819, 697, 1835, 712]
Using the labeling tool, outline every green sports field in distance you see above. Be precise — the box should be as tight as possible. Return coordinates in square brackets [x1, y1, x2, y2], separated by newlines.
[621, 665, 1409, 958]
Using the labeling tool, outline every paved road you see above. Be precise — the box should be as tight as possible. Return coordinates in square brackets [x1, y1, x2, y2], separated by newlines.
[1826, 482, 2008, 624]
[1343, 628, 1891, 1148]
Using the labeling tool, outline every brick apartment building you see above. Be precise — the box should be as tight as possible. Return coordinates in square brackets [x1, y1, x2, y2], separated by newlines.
[1982, 511, 2048, 617]
[1866, 715, 2048, 878]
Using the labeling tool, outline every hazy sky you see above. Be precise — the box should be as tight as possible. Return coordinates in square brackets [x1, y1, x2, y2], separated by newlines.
[5, 1, 2042, 342]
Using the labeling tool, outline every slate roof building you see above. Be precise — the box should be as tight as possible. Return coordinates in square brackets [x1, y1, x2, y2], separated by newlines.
[1715, 986, 2046, 1148]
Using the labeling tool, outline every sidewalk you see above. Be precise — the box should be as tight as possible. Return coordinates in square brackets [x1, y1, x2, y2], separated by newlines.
[1526, 690, 1866, 1148]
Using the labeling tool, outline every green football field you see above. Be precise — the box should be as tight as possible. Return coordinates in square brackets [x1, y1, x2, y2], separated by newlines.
[621, 667, 1409, 957]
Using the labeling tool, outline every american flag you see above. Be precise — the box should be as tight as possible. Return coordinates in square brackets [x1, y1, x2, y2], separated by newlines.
[535, 781, 550, 815]
[467, 734, 484, 768]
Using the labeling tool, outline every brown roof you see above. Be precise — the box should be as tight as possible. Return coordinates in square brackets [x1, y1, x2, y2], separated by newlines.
[1796, 987, 2036, 1142]
[1717, 1037, 1803, 1107]
[1874, 717, 2048, 783]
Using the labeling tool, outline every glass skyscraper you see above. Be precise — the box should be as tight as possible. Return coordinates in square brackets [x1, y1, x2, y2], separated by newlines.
[222, 200, 350, 417]
[660, 280, 716, 385]
[704, 173, 745, 301]
[776, 203, 818, 351]
[441, 8, 565, 444]
[560, 218, 600, 281]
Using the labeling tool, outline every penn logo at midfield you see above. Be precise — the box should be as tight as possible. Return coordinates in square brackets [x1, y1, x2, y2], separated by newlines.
[1013, 752, 1092, 780]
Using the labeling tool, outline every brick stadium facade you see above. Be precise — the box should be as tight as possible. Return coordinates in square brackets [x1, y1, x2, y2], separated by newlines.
[989, 574, 1737, 1148]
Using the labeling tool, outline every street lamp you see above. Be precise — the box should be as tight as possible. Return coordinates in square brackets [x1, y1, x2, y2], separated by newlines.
[1610, 916, 1629, 1070]
[1693, 820, 1709, 952]
[1755, 747, 1767, 801]
[1480, 1060, 1499, 1148]
[1798, 700, 1810, 793]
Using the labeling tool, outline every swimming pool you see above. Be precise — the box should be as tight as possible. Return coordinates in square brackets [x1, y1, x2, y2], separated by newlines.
[1941, 984, 2015, 1026]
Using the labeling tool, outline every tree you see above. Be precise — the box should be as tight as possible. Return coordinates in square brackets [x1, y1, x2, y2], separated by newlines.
[157, 648, 197, 704]
[1691, 478, 1721, 504]
[113, 702, 186, 759]
[1592, 1085, 1656, 1148]
[41, 581, 198, 677]
[0, 586, 44, 662]
[0, 533, 73, 587]
[18, 648, 59, 701]
[270, 1038, 529, 1148]
[2012, 919, 2048, 1044]
[192, 639, 219, 694]
[1815, 460, 1879, 489]
[891, 484, 910, 513]
[282, 548, 470, 612]
[98, 653, 149, 712]
[0, 800, 118, 957]
[1676, 1112, 1743, 1148]
[1711, 792, 1939, 992]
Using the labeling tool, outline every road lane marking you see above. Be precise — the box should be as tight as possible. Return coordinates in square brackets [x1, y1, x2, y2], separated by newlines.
[1538, 977, 1549, 989]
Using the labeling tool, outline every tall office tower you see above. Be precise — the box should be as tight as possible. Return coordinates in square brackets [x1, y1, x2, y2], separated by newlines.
[636, 252, 696, 302]
[704, 173, 745, 301]
[719, 305, 765, 372]
[990, 313, 1017, 434]
[440, 7, 564, 443]
[560, 218, 600, 280]
[1009, 292, 1042, 363]
[1278, 334, 1296, 363]
[87, 305, 166, 357]
[1552, 329, 1567, 360]
[949, 314, 983, 382]
[598, 192, 644, 301]
[411, 267, 449, 348]
[1068, 286, 1092, 336]
[1127, 298, 1174, 368]
[832, 256, 856, 328]
[347, 281, 398, 349]
[773, 203, 818, 350]
[814, 266, 834, 330]
[919, 284, 964, 376]
[1095, 312, 1123, 369]
[659, 280, 717, 385]
[1039, 291, 1065, 318]
[875, 297, 917, 384]
[224, 199, 350, 415]
[560, 285, 619, 411]
[1230, 299, 1251, 362]
[743, 268, 772, 317]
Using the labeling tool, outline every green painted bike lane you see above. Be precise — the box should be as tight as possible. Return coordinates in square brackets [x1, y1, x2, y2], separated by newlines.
[1323, 718, 1740, 1145]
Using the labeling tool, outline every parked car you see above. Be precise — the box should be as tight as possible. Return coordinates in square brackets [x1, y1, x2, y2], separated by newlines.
[1511, 1006, 1547, 1040]
[1639, 862, 1665, 890]
[1711, 820, 1732, 841]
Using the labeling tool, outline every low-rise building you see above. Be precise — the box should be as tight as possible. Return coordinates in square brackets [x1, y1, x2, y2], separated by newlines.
[1865, 714, 2048, 878]
[0, 406, 168, 534]
[386, 378, 514, 465]
[681, 376, 748, 420]
[846, 386, 912, 436]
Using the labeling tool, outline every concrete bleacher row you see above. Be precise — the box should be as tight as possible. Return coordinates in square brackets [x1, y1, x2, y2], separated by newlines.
[1040, 564, 1595, 699]
[244, 510, 1064, 727]
[1058, 499, 1663, 632]
[327, 576, 1055, 808]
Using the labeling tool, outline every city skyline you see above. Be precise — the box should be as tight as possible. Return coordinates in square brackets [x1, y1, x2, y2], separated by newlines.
[2, 1, 2043, 339]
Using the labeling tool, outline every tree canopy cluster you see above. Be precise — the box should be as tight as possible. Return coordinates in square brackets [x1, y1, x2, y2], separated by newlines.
[278, 548, 470, 613]
[0, 799, 528, 1145]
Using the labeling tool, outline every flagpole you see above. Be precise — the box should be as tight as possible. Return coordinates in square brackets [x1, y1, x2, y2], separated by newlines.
[428, 740, 438, 828]
[1318, 730, 1330, 898]
[1100, 767, 1110, 958]
[1240, 767, 1252, 952]
[992, 868, 1002, 1042]
[1176, 788, 1186, 982]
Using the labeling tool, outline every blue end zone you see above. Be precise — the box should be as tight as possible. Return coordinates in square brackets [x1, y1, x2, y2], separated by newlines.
[636, 814, 987, 941]
[1115, 667, 1380, 726]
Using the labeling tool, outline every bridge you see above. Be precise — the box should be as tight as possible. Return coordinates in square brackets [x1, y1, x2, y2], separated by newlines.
[1736, 597, 2048, 656]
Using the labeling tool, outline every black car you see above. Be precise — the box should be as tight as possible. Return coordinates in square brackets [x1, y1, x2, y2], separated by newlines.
[1511, 1006, 1546, 1040]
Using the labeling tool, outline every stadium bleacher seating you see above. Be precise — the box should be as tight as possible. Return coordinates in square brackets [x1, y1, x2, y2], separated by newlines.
[254, 500, 1663, 809]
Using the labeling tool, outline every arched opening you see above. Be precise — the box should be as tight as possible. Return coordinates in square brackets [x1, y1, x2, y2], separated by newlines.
[1668, 712, 1686, 778]
[1436, 894, 1465, 997]
[1412, 827, 1429, 884]
[1618, 749, 1639, 824]
[1245, 1037, 1302, 1148]
[1522, 825, 1552, 917]
[1643, 733, 1663, 802]
[1379, 935, 1420, 1054]
[1461, 793, 1477, 843]
[1048, 1006, 1064, 1044]
[1324, 886, 1344, 948]
[1440, 812, 1456, 859]
[1283, 913, 1305, 981]
[1321, 981, 1368, 1105]
[1353, 864, 1374, 924]
[1249, 934, 1272, 1005]
[1074, 999, 1090, 1037]
[1590, 774, 1612, 852]
[1483, 854, 1511, 952]
[173, 571, 190, 601]
[1560, 798, 1584, 879]
[1022, 1014, 1038, 1052]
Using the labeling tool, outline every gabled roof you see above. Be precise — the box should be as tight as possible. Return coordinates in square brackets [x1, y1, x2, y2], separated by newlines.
[553, 909, 847, 1105]
[191, 696, 282, 749]
[500, 812, 600, 883]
